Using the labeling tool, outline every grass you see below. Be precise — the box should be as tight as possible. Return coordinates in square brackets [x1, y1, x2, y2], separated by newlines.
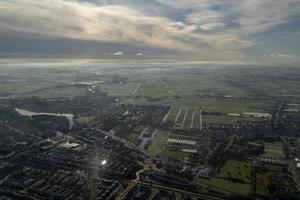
[263, 142, 285, 159]
[192, 109, 200, 129]
[160, 148, 190, 163]
[121, 97, 270, 114]
[26, 85, 87, 98]
[195, 177, 250, 195]
[74, 115, 94, 124]
[183, 108, 193, 130]
[217, 160, 251, 183]
[146, 130, 191, 163]
[127, 126, 144, 145]
[166, 107, 179, 122]
[248, 142, 263, 147]
[100, 68, 272, 116]
[147, 131, 169, 155]
[102, 82, 138, 96]
[194, 160, 251, 195]
[164, 105, 261, 129]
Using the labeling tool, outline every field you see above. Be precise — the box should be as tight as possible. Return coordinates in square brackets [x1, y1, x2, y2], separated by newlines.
[263, 142, 285, 159]
[146, 131, 169, 156]
[195, 160, 251, 195]
[0, 63, 278, 113]
[146, 130, 191, 164]
[2, 62, 299, 127]
[217, 160, 251, 183]
[127, 126, 144, 145]
[195, 177, 250, 195]
[161, 106, 261, 130]
[100, 66, 273, 126]
[2, 62, 298, 131]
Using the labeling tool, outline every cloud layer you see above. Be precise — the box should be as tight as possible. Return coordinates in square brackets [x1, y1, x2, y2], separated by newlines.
[0, 0, 299, 61]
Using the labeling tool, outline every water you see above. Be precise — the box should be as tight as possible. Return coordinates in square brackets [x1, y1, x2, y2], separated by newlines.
[15, 108, 75, 130]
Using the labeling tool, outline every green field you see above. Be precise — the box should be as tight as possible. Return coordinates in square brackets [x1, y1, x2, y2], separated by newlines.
[100, 67, 272, 120]
[127, 126, 144, 145]
[146, 131, 169, 155]
[146, 130, 191, 163]
[195, 160, 251, 195]
[183, 108, 193, 130]
[217, 160, 251, 183]
[163, 105, 261, 130]
[92, 64, 274, 127]
[25, 85, 87, 98]
[165, 107, 179, 122]
[263, 142, 285, 159]
[195, 177, 250, 195]
[102, 82, 139, 96]
[121, 96, 270, 113]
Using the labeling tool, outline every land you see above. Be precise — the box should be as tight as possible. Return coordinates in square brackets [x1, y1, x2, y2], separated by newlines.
[0, 61, 300, 199]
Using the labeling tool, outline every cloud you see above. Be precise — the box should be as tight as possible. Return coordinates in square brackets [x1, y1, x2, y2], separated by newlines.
[0, 0, 254, 59]
[136, 53, 143, 56]
[157, 0, 219, 9]
[159, 0, 300, 35]
[113, 51, 124, 56]
[0, 0, 299, 60]
[268, 53, 292, 58]
[200, 23, 225, 31]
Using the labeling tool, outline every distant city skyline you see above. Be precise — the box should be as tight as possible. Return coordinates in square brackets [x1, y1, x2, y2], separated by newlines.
[0, 0, 299, 63]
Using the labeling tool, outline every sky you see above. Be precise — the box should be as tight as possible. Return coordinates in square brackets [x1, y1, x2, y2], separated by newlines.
[0, 0, 299, 62]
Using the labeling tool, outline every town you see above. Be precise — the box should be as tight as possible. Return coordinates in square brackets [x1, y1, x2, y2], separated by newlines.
[0, 63, 299, 200]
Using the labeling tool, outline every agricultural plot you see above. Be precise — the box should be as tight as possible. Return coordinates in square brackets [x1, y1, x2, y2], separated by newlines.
[25, 85, 88, 98]
[100, 66, 273, 117]
[165, 107, 203, 130]
[262, 142, 285, 159]
[183, 108, 194, 130]
[192, 109, 201, 130]
[203, 115, 243, 124]
[164, 105, 260, 130]
[122, 96, 271, 114]
[102, 82, 139, 96]
[165, 107, 179, 123]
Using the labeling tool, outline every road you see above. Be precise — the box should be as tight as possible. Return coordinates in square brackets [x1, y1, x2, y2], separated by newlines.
[134, 180, 227, 200]
[190, 109, 196, 129]
[76, 171, 97, 200]
[161, 107, 171, 123]
[132, 83, 142, 95]
[273, 98, 285, 128]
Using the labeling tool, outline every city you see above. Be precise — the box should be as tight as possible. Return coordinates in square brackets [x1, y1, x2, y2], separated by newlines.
[0, 63, 299, 199]
[0, 0, 300, 199]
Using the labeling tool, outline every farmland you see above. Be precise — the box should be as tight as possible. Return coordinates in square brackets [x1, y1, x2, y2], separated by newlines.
[263, 142, 285, 159]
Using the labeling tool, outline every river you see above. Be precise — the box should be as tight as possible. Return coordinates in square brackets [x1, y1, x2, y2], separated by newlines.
[15, 108, 75, 130]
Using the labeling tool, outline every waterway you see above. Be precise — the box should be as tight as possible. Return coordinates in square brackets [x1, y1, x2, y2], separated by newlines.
[15, 108, 75, 130]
